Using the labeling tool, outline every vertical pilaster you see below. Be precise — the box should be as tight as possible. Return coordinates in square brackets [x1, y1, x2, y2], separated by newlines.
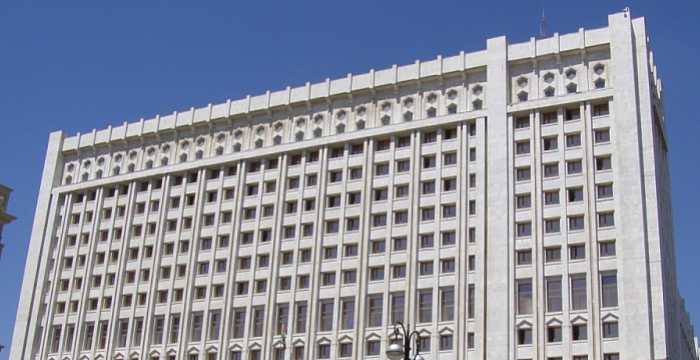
[484, 36, 511, 360]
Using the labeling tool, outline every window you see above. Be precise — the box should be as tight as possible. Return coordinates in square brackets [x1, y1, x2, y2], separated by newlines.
[596, 155, 612, 171]
[543, 136, 558, 151]
[569, 244, 586, 260]
[440, 287, 455, 321]
[366, 340, 381, 356]
[443, 178, 457, 191]
[546, 277, 562, 312]
[518, 328, 532, 345]
[418, 289, 432, 323]
[543, 162, 559, 178]
[515, 194, 531, 209]
[594, 128, 611, 143]
[565, 107, 581, 121]
[516, 250, 532, 265]
[367, 294, 383, 327]
[421, 207, 435, 221]
[419, 261, 434, 275]
[340, 298, 355, 330]
[544, 218, 560, 234]
[547, 325, 562, 343]
[375, 162, 389, 176]
[517, 279, 532, 314]
[392, 264, 406, 279]
[395, 184, 409, 198]
[338, 343, 353, 358]
[396, 159, 410, 172]
[601, 272, 619, 307]
[514, 115, 530, 129]
[318, 300, 334, 331]
[329, 170, 343, 183]
[566, 132, 581, 147]
[598, 212, 615, 228]
[567, 159, 582, 174]
[369, 266, 384, 281]
[422, 155, 436, 169]
[541, 111, 557, 125]
[390, 292, 405, 324]
[544, 190, 559, 205]
[422, 180, 435, 195]
[441, 258, 455, 273]
[295, 302, 307, 334]
[516, 166, 531, 181]
[516, 222, 532, 237]
[599, 241, 616, 257]
[604, 354, 620, 360]
[394, 210, 408, 225]
[569, 215, 585, 231]
[597, 183, 614, 199]
[373, 187, 388, 201]
[372, 213, 387, 227]
[441, 231, 456, 246]
[592, 102, 609, 117]
[515, 140, 530, 155]
[393, 236, 407, 251]
[602, 321, 619, 338]
[439, 334, 453, 350]
[443, 152, 457, 165]
[572, 323, 588, 341]
[571, 274, 587, 310]
[317, 344, 330, 359]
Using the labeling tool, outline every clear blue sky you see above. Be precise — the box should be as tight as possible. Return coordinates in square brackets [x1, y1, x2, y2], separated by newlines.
[1, 0, 698, 356]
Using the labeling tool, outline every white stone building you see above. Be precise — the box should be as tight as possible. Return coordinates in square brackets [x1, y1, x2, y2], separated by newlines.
[10, 9, 696, 360]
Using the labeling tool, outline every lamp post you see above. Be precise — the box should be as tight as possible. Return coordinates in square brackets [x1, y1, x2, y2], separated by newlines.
[385, 322, 423, 360]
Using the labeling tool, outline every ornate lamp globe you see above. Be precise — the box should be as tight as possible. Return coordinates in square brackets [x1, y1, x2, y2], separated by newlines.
[386, 342, 405, 360]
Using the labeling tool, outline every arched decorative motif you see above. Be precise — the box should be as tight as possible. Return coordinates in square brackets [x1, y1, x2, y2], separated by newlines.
[380, 115, 391, 125]
[566, 82, 578, 94]
[403, 111, 413, 122]
[472, 99, 483, 110]
[426, 107, 437, 118]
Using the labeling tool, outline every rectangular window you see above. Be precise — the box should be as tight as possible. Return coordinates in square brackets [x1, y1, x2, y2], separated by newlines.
[390, 292, 405, 324]
[231, 308, 246, 338]
[598, 212, 615, 228]
[514, 115, 530, 129]
[543, 136, 558, 151]
[594, 128, 611, 143]
[543, 162, 559, 177]
[601, 272, 619, 307]
[544, 190, 560, 205]
[596, 155, 612, 171]
[516, 250, 532, 265]
[602, 321, 619, 338]
[599, 241, 616, 257]
[418, 289, 432, 323]
[517, 279, 532, 315]
[546, 276, 562, 312]
[569, 215, 585, 231]
[252, 306, 265, 337]
[367, 294, 383, 327]
[516, 222, 532, 237]
[319, 300, 334, 331]
[515, 140, 530, 155]
[295, 302, 307, 334]
[569, 244, 586, 260]
[515, 194, 531, 209]
[567, 159, 583, 175]
[340, 298, 355, 330]
[516, 166, 531, 181]
[440, 287, 455, 321]
[544, 218, 560, 234]
[571, 275, 587, 310]
[190, 311, 203, 342]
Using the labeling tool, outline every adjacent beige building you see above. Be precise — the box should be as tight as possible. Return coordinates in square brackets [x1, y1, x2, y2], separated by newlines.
[10, 9, 697, 360]
[0, 184, 16, 259]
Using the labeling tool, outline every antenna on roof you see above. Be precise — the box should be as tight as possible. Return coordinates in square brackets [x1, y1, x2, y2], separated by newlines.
[539, 8, 549, 38]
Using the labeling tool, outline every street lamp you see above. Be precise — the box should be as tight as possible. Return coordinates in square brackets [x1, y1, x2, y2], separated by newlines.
[386, 322, 423, 360]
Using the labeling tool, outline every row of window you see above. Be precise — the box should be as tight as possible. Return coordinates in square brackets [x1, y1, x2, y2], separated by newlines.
[516, 212, 615, 237]
[514, 128, 610, 155]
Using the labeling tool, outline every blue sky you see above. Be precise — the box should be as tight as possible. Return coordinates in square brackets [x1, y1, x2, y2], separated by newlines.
[1, 0, 698, 356]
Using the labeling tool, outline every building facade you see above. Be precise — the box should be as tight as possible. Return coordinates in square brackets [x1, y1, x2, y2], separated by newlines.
[0, 184, 16, 259]
[10, 9, 695, 360]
